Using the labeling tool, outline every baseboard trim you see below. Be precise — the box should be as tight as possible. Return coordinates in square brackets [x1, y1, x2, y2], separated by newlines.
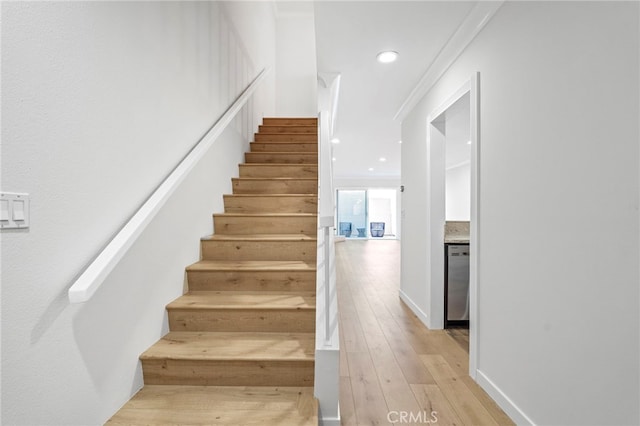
[319, 415, 341, 426]
[398, 289, 430, 328]
[475, 369, 535, 426]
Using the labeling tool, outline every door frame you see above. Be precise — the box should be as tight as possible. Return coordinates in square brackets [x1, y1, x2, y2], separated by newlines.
[425, 72, 480, 378]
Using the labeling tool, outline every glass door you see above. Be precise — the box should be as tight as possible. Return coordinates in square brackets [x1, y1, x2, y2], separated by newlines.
[336, 188, 398, 238]
[336, 190, 367, 238]
[367, 189, 397, 237]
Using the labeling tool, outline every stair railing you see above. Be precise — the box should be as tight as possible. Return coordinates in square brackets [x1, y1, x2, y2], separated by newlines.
[314, 107, 340, 423]
[317, 110, 337, 346]
[68, 68, 269, 304]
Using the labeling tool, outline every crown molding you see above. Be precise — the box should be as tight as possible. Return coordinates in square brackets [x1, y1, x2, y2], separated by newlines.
[394, 1, 505, 122]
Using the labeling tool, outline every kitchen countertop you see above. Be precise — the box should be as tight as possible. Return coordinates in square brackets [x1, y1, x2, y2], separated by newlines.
[444, 236, 469, 244]
[444, 221, 469, 244]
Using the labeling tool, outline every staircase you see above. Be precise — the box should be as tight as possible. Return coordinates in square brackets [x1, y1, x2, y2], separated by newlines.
[107, 118, 319, 425]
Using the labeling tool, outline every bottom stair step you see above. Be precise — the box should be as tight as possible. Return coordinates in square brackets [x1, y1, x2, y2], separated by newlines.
[107, 385, 318, 425]
[140, 331, 315, 386]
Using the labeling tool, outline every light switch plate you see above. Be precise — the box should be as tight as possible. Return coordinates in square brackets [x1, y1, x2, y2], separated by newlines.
[0, 192, 30, 230]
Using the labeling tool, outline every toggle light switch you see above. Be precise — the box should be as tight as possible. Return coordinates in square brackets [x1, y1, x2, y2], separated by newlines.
[13, 200, 25, 221]
[0, 200, 9, 222]
[0, 192, 30, 229]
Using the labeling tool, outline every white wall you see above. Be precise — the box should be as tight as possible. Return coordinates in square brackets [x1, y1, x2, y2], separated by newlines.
[401, 2, 639, 425]
[445, 163, 470, 221]
[275, 13, 318, 116]
[0, 2, 276, 424]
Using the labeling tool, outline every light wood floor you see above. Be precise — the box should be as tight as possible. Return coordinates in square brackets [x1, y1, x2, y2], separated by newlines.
[336, 240, 514, 426]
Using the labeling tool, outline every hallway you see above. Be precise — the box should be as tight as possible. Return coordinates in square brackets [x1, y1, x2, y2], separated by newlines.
[336, 240, 513, 425]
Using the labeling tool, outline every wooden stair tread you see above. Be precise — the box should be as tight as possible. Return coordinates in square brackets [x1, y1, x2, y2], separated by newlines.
[232, 177, 318, 180]
[263, 117, 317, 122]
[214, 213, 316, 217]
[168, 291, 316, 310]
[239, 163, 318, 167]
[224, 194, 317, 198]
[107, 385, 317, 425]
[257, 131, 318, 136]
[201, 234, 316, 241]
[140, 331, 315, 361]
[254, 133, 317, 141]
[258, 126, 317, 133]
[186, 259, 317, 272]
[259, 125, 317, 127]
[244, 151, 317, 154]
[250, 142, 317, 145]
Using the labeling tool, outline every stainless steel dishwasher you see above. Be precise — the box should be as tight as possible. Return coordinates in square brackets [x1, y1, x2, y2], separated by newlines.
[445, 244, 470, 328]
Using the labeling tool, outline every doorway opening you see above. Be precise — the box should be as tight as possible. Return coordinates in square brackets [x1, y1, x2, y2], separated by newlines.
[426, 73, 479, 377]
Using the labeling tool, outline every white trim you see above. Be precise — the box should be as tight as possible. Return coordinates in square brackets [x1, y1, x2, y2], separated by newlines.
[430, 81, 471, 125]
[425, 74, 480, 373]
[468, 72, 480, 379]
[446, 159, 471, 172]
[425, 112, 446, 331]
[68, 68, 269, 304]
[319, 417, 341, 426]
[476, 370, 535, 426]
[394, 1, 504, 121]
[399, 289, 430, 327]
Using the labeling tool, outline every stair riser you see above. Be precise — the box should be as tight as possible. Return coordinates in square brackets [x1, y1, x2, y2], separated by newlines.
[232, 179, 318, 194]
[263, 118, 317, 126]
[239, 165, 318, 178]
[254, 134, 317, 142]
[187, 270, 316, 292]
[201, 240, 316, 261]
[223, 195, 317, 214]
[214, 216, 316, 235]
[250, 143, 317, 153]
[258, 125, 317, 134]
[142, 359, 314, 386]
[168, 309, 315, 333]
[245, 153, 317, 164]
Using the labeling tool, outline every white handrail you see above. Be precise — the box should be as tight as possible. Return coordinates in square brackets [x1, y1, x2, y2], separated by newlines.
[68, 68, 269, 304]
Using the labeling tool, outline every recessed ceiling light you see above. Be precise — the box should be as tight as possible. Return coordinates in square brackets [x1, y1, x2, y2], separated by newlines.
[467, 140, 472, 145]
[331, 138, 340, 144]
[368, 167, 374, 172]
[376, 51, 398, 63]
[379, 157, 387, 162]
[398, 140, 403, 144]
[332, 157, 336, 161]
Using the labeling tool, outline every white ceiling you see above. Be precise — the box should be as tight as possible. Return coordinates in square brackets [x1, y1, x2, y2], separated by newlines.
[313, 1, 477, 179]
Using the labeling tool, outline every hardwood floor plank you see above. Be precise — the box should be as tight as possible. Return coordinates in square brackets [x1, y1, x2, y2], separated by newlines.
[459, 376, 516, 426]
[446, 328, 470, 354]
[340, 311, 369, 353]
[347, 351, 393, 426]
[410, 384, 464, 426]
[339, 323, 350, 377]
[336, 240, 513, 425]
[339, 376, 358, 426]
[371, 344, 423, 415]
[420, 354, 499, 426]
